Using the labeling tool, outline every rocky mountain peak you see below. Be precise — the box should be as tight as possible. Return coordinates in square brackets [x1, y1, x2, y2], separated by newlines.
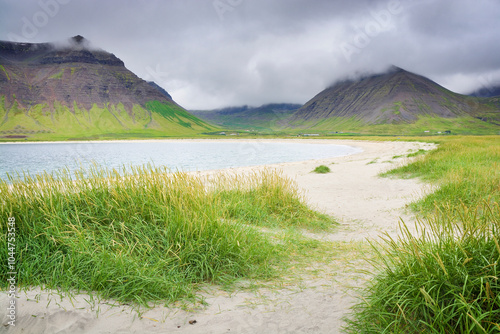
[387, 65, 404, 73]
[72, 35, 85, 44]
[0, 36, 123, 66]
[289, 66, 489, 127]
[67, 35, 92, 50]
[0, 37, 177, 110]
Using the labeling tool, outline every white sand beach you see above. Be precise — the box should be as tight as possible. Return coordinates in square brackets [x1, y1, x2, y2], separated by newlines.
[1, 139, 437, 334]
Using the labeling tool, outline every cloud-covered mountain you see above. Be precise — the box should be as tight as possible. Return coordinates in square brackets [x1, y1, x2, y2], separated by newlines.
[287, 66, 500, 134]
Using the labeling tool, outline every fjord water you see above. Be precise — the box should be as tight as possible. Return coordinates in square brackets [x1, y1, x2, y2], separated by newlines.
[0, 141, 361, 180]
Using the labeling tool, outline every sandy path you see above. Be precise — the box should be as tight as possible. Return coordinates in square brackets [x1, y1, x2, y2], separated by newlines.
[1, 139, 436, 334]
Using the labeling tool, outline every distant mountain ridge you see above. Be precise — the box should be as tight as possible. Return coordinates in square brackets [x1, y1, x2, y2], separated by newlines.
[0, 36, 214, 140]
[191, 103, 301, 130]
[287, 66, 500, 134]
[471, 85, 500, 98]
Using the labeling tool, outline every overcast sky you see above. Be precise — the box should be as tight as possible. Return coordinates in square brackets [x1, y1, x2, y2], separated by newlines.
[1, 0, 500, 109]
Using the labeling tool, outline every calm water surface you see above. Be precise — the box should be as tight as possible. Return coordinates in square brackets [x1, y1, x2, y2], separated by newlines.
[0, 141, 362, 180]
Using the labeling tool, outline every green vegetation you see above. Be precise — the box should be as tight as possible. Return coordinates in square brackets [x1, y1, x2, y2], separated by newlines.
[48, 69, 64, 79]
[346, 136, 500, 333]
[406, 148, 427, 158]
[1, 92, 497, 140]
[392, 101, 403, 115]
[312, 165, 331, 174]
[0, 65, 10, 80]
[392, 148, 428, 159]
[190, 104, 300, 132]
[384, 136, 500, 212]
[145, 101, 212, 130]
[290, 115, 500, 136]
[0, 99, 217, 141]
[346, 202, 500, 333]
[0, 165, 334, 305]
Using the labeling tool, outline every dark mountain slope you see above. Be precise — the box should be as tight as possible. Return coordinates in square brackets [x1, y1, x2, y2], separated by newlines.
[287, 66, 499, 134]
[471, 85, 500, 98]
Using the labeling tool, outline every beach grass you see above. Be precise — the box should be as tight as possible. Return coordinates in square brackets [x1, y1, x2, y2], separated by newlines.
[345, 201, 500, 333]
[345, 136, 500, 333]
[312, 165, 331, 174]
[0, 164, 335, 305]
[382, 136, 500, 213]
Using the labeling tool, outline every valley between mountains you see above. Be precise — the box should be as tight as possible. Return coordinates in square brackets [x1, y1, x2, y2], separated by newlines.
[1, 36, 499, 140]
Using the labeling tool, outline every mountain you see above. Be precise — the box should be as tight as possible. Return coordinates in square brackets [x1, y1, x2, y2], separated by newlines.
[190, 103, 301, 131]
[147, 81, 172, 100]
[0, 36, 214, 140]
[470, 85, 500, 98]
[288, 66, 500, 134]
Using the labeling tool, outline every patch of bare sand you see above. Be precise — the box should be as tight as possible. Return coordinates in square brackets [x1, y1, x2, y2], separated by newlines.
[1, 139, 437, 334]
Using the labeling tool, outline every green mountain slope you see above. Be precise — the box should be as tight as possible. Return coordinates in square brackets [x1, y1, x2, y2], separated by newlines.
[0, 99, 214, 140]
[0, 36, 215, 141]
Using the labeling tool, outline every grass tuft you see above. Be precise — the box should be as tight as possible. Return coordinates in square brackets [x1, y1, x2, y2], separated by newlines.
[383, 136, 500, 213]
[0, 164, 335, 305]
[345, 201, 500, 333]
[312, 165, 331, 174]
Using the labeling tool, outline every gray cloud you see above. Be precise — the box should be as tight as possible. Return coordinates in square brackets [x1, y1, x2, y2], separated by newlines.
[1, 0, 499, 109]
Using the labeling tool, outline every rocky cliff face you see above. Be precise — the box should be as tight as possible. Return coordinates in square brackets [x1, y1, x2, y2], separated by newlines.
[0, 36, 175, 111]
[0, 36, 124, 66]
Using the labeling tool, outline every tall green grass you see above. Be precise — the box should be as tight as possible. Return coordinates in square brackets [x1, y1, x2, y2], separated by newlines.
[0, 164, 334, 305]
[346, 136, 500, 333]
[214, 171, 333, 231]
[383, 136, 500, 212]
[346, 202, 500, 333]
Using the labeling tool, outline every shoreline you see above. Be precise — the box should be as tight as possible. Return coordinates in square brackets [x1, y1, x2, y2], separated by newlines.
[0, 137, 370, 144]
[1, 139, 437, 333]
[0, 138, 364, 181]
